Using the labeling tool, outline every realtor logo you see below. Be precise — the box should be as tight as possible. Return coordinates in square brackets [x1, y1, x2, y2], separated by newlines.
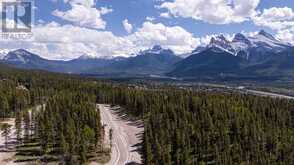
[2, 1, 33, 33]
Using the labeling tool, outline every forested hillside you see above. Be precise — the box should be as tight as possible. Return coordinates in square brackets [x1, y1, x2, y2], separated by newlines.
[0, 64, 293, 164]
[0, 65, 108, 164]
[37, 92, 103, 163]
[92, 87, 294, 164]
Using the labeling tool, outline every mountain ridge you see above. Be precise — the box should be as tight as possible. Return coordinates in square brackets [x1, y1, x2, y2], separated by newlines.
[86, 45, 182, 75]
[1, 46, 182, 75]
[1, 30, 294, 80]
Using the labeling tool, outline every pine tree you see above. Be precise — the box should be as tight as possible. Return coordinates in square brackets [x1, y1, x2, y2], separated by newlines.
[0, 95, 9, 118]
[1, 123, 12, 149]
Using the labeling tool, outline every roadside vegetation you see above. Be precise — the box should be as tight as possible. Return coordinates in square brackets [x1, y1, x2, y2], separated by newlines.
[0, 65, 109, 164]
[0, 64, 293, 164]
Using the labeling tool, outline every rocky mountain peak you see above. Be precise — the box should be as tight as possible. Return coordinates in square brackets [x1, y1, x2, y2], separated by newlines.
[232, 33, 251, 45]
[258, 30, 277, 41]
[141, 45, 174, 55]
[151, 45, 163, 52]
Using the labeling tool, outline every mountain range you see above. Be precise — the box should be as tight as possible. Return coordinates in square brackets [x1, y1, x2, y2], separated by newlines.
[1, 30, 294, 80]
[0, 46, 181, 76]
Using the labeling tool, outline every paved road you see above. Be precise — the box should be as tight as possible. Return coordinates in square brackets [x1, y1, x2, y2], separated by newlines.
[99, 104, 143, 165]
[246, 89, 294, 100]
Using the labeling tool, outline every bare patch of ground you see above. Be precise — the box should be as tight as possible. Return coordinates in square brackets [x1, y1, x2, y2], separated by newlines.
[0, 118, 26, 165]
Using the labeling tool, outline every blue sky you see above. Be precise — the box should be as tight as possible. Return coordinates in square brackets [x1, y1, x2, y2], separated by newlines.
[35, 0, 294, 36]
[1, 0, 294, 60]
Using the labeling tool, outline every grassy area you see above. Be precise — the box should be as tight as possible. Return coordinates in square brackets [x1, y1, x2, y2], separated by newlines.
[14, 141, 111, 164]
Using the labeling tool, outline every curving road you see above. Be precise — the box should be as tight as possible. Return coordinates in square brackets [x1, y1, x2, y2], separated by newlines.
[98, 104, 143, 165]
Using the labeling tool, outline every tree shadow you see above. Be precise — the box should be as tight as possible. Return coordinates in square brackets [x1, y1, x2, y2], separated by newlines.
[126, 162, 143, 165]
[110, 105, 144, 129]
[106, 104, 144, 164]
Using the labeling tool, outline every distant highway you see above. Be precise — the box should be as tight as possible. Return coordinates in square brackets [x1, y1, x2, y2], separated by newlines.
[244, 89, 294, 100]
[197, 83, 294, 100]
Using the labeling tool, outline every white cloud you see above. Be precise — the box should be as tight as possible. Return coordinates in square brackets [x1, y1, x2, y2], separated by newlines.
[127, 22, 199, 54]
[159, 0, 260, 24]
[122, 19, 133, 33]
[0, 21, 200, 60]
[146, 16, 155, 21]
[0, 22, 132, 60]
[160, 12, 171, 18]
[67, 0, 95, 7]
[100, 7, 113, 15]
[52, 0, 112, 29]
[198, 33, 235, 45]
[253, 7, 294, 30]
[252, 7, 294, 44]
[276, 28, 294, 45]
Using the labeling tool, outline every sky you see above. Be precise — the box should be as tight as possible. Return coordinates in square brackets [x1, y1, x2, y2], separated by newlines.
[1, 0, 294, 60]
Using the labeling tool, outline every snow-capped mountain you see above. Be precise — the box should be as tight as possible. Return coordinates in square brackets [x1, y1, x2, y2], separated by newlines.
[87, 45, 182, 75]
[168, 46, 247, 78]
[231, 33, 251, 56]
[169, 30, 294, 78]
[241, 30, 291, 62]
[248, 30, 290, 48]
[2, 34, 294, 80]
[3, 49, 45, 64]
[0, 46, 182, 75]
[191, 46, 206, 54]
[194, 30, 292, 62]
[0, 49, 10, 60]
[1, 49, 68, 72]
[1, 50, 119, 73]
[140, 45, 174, 55]
[77, 54, 98, 60]
[208, 35, 235, 54]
